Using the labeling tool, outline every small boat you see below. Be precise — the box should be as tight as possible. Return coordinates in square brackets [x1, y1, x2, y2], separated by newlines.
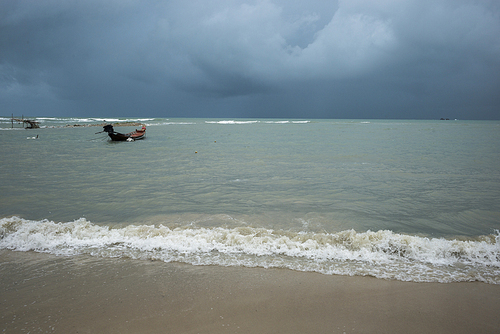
[102, 124, 146, 141]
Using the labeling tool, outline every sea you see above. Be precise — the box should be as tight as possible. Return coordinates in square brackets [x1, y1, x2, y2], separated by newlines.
[1, 117, 499, 284]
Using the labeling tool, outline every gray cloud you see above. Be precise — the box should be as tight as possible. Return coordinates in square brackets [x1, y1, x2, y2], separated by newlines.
[1, 0, 499, 119]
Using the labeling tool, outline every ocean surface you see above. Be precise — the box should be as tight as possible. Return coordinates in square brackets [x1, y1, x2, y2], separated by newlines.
[1, 117, 499, 283]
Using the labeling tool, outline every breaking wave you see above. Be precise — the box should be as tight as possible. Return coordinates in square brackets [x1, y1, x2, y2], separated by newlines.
[1, 217, 499, 284]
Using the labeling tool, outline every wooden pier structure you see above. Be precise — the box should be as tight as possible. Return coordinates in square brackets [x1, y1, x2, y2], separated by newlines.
[11, 115, 40, 129]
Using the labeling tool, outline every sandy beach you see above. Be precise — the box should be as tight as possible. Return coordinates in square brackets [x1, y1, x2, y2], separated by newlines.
[1, 250, 499, 334]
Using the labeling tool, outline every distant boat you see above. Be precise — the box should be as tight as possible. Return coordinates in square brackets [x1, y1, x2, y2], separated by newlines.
[102, 124, 146, 141]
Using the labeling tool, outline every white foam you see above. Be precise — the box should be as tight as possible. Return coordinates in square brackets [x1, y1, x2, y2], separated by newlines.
[205, 120, 260, 125]
[1, 217, 498, 283]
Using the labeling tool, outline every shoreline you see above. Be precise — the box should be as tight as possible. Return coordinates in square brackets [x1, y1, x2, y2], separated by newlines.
[1, 250, 499, 333]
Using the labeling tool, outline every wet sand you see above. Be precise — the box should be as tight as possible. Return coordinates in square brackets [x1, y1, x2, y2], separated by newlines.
[1, 250, 499, 334]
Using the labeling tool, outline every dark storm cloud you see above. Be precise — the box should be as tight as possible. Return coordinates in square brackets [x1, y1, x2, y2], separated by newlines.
[1, 0, 499, 119]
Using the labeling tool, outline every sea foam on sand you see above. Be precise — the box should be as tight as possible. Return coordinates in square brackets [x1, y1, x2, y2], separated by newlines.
[1, 249, 499, 334]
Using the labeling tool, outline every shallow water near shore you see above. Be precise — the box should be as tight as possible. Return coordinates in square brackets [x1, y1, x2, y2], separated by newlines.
[1, 117, 500, 283]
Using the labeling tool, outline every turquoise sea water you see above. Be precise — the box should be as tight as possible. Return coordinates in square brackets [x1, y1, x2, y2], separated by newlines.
[1, 117, 499, 283]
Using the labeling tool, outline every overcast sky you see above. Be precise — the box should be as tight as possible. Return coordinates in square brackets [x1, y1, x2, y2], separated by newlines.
[1, 0, 499, 119]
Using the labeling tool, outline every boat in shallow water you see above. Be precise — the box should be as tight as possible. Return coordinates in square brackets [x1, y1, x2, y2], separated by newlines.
[102, 124, 146, 141]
